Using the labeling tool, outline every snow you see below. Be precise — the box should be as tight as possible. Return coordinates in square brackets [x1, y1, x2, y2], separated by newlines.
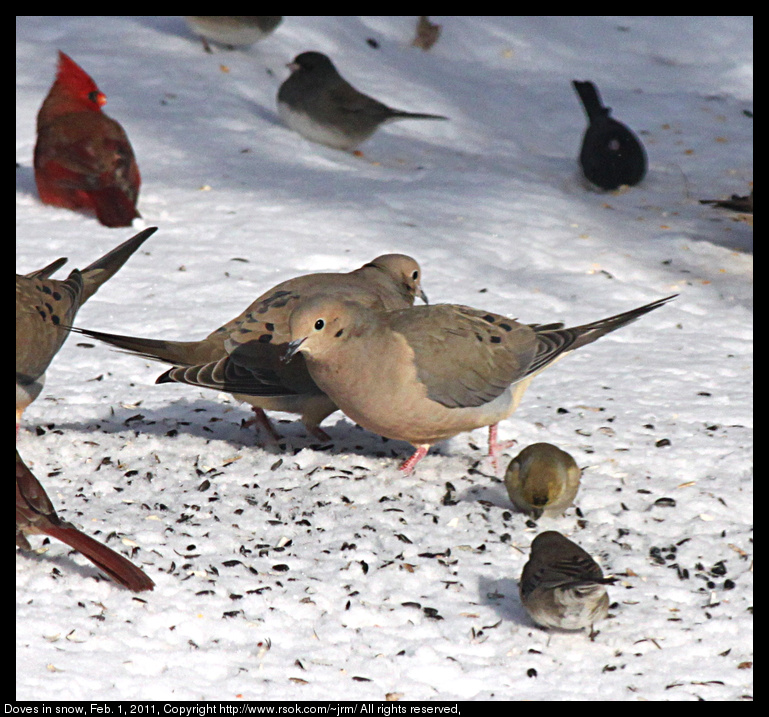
[16, 16, 752, 702]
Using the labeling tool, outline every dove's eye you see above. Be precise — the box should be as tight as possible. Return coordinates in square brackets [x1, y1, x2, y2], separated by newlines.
[314, 319, 325, 331]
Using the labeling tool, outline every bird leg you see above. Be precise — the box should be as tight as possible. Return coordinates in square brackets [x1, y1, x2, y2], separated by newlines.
[243, 407, 282, 443]
[307, 425, 331, 442]
[243, 408, 331, 443]
[488, 424, 516, 473]
[399, 445, 430, 475]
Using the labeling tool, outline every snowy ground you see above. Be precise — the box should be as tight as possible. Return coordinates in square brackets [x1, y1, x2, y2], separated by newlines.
[16, 16, 752, 701]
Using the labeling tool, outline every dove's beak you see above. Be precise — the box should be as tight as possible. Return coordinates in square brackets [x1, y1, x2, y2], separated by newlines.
[418, 288, 428, 304]
[283, 337, 305, 363]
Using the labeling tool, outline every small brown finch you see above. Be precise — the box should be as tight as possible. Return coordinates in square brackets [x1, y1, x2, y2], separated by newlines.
[504, 443, 581, 518]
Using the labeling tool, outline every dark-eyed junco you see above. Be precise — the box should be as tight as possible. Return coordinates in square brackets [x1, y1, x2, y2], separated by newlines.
[519, 531, 616, 633]
[184, 16, 282, 51]
[572, 80, 647, 190]
[504, 443, 581, 518]
[277, 51, 448, 150]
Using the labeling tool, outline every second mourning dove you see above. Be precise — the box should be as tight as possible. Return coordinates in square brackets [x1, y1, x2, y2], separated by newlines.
[75, 255, 428, 440]
[283, 294, 676, 473]
[16, 449, 154, 592]
[572, 80, 647, 191]
[504, 443, 581, 519]
[519, 531, 615, 634]
[16, 227, 157, 425]
[277, 52, 448, 150]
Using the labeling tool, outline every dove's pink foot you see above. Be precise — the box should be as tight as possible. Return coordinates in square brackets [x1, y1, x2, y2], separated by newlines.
[399, 445, 430, 475]
[488, 424, 516, 473]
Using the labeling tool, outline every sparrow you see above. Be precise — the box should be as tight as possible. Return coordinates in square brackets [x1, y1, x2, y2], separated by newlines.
[572, 80, 647, 190]
[519, 531, 616, 634]
[277, 51, 448, 150]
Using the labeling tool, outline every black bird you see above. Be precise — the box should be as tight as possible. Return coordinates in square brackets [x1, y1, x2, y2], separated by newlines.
[573, 80, 647, 190]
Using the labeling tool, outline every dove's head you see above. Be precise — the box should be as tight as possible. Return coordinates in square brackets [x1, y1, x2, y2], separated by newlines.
[284, 297, 375, 363]
[362, 254, 428, 306]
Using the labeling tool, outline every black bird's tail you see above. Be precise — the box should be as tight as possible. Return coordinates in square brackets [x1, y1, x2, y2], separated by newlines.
[389, 110, 448, 122]
[573, 80, 610, 121]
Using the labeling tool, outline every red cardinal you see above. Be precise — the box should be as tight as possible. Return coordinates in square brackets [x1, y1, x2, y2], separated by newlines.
[34, 51, 141, 228]
[16, 449, 155, 592]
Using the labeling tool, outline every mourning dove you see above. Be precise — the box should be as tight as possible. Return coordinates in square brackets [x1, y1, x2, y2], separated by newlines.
[573, 80, 647, 191]
[184, 16, 282, 52]
[284, 294, 676, 473]
[277, 52, 448, 150]
[519, 531, 615, 634]
[75, 254, 428, 440]
[16, 449, 154, 592]
[504, 443, 581, 518]
[16, 227, 156, 425]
